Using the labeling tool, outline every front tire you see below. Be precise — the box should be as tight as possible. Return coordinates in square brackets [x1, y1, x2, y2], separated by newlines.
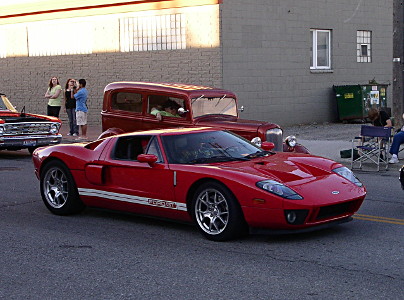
[191, 182, 248, 241]
[40, 160, 85, 215]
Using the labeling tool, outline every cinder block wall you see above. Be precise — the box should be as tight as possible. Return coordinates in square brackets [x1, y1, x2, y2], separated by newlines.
[0, 5, 222, 126]
[0, 1, 394, 127]
[0, 49, 221, 126]
[220, 0, 393, 126]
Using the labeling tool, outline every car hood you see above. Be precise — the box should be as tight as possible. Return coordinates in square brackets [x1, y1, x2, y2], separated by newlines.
[0, 111, 60, 122]
[194, 115, 278, 134]
[217, 153, 338, 184]
[213, 153, 365, 204]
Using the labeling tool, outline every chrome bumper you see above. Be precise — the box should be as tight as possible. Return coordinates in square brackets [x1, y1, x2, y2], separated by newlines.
[0, 134, 62, 149]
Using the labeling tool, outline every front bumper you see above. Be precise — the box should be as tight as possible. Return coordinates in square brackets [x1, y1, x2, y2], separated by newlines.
[249, 216, 353, 235]
[0, 134, 62, 149]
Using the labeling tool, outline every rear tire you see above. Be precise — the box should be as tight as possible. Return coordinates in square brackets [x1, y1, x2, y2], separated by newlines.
[40, 160, 85, 215]
[191, 181, 248, 241]
[28, 147, 37, 155]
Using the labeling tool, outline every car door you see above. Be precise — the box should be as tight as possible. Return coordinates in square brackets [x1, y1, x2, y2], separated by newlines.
[141, 93, 191, 130]
[99, 135, 185, 218]
[102, 90, 144, 132]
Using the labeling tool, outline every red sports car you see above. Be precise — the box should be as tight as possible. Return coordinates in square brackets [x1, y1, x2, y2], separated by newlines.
[32, 127, 366, 241]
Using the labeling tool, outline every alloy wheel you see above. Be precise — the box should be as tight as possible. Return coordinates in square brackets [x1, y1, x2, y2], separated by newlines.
[43, 166, 69, 209]
[194, 188, 229, 235]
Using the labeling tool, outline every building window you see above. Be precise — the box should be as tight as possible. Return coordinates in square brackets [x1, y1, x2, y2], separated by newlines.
[310, 29, 331, 69]
[357, 30, 372, 63]
[120, 14, 186, 52]
[28, 20, 93, 56]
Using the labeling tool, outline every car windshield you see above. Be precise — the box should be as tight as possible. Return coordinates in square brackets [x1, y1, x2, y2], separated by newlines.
[191, 96, 237, 118]
[162, 130, 271, 164]
[0, 95, 17, 112]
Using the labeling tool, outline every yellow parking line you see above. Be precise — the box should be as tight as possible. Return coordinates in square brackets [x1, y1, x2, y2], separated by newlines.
[353, 214, 404, 225]
[355, 214, 404, 222]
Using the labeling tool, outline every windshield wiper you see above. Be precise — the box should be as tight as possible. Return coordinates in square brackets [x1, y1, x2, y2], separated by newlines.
[188, 155, 250, 164]
[191, 95, 204, 105]
[244, 150, 274, 159]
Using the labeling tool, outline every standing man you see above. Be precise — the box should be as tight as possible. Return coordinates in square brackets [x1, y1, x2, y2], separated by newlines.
[72, 79, 88, 140]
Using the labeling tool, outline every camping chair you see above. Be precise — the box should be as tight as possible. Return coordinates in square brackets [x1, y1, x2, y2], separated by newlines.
[351, 125, 392, 171]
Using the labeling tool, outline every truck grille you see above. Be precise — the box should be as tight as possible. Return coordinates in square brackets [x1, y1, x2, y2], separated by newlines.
[266, 128, 283, 152]
[3, 122, 53, 135]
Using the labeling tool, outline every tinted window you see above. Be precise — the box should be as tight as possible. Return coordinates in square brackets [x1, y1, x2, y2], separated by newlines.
[113, 136, 150, 161]
[145, 137, 163, 162]
[162, 131, 261, 164]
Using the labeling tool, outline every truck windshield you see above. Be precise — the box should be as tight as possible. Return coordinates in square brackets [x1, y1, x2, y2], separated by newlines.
[191, 97, 237, 118]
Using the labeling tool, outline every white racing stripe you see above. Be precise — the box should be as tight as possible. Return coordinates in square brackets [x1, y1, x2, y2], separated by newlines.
[78, 188, 187, 211]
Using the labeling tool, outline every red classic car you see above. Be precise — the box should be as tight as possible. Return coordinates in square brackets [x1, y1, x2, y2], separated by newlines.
[32, 127, 365, 241]
[100, 82, 308, 153]
[0, 93, 62, 153]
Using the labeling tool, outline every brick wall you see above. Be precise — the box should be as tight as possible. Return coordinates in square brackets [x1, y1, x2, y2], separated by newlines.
[0, 48, 222, 126]
[0, 1, 395, 127]
[220, 0, 394, 126]
[0, 5, 222, 126]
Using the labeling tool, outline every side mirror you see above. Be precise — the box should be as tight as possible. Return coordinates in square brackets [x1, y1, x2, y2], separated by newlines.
[238, 105, 244, 112]
[137, 154, 158, 166]
[261, 142, 275, 151]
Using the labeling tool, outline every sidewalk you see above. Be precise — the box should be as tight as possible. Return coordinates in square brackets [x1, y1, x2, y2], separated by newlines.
[60, 123, 101, 143]
[60, 122, 403, 171]
[283, 122, 358, 163]
[284, 122, 402, 172]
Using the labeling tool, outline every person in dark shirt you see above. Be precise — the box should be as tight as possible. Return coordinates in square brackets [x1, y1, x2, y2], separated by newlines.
[368, 108, 392, 127]
[367, 108, 404, 164]
[64, 78, 79, 136]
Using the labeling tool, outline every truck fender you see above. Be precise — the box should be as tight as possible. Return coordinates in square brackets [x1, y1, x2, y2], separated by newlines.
[98, 127, 125, 140]
[283, 143, 310, 154]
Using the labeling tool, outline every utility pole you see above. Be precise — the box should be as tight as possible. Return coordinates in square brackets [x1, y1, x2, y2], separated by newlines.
[393, 0, 404, 127]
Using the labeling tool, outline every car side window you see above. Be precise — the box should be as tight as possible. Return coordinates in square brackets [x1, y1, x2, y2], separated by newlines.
[111, 92, 142, 113]
[145, 137, 164, 163]
[147, 95, 185, 116]
[113, 136, 150, 161]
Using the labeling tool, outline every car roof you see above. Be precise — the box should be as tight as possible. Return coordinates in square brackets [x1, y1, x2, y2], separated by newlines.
[104, 82, 237, 98]
[112, 126, 218, 139]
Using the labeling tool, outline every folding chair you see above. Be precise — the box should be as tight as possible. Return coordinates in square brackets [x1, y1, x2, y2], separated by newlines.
[351, 125, 392, 171]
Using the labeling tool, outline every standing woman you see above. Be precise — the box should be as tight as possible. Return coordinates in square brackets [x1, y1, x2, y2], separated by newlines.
[64, 78, 79, 136]
[44, 76, 63, 117]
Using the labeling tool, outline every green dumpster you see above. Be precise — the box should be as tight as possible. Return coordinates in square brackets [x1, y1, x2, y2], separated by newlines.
[333, 84, 388, 121]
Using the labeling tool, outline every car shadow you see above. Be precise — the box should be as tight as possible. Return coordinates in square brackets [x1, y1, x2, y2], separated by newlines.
[0, 149, 31, 159]
[250, 225, 350, 243]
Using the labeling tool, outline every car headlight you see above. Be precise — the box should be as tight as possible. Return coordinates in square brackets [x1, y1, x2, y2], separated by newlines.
[251, 137, 261, 147]
[333, 166, 363, 187]
[285, 135, 297, 147]
[49, 123, 59, 134]
[256, 180, 303, 200]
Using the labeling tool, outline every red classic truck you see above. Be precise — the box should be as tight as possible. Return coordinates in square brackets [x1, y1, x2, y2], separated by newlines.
[100, 82, 308, 153]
